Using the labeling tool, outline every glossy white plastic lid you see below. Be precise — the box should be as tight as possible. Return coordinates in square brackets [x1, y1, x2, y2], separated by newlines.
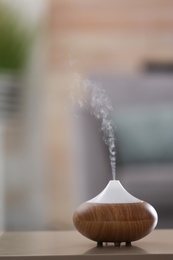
[87, 180, 142, 204]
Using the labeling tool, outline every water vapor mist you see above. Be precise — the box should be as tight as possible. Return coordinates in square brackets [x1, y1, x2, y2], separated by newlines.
[72, 73, 116, 180]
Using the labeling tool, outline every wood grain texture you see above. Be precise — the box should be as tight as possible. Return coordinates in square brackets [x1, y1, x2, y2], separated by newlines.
[73, 202, 158, 244]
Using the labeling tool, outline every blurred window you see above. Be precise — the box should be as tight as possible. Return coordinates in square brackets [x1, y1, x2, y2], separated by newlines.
[143, 62, 173, 74]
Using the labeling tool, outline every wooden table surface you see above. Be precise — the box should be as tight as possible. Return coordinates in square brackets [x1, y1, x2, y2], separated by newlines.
[0, 230, 172, 259]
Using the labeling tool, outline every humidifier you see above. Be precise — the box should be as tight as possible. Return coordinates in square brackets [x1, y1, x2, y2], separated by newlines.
[73, 180, 158, 246]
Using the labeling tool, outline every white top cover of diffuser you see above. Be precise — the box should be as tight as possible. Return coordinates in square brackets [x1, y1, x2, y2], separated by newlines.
[88, 180, 142, 204]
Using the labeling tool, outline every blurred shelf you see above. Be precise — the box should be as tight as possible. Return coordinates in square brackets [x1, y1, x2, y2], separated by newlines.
[0, 230, 172, 259]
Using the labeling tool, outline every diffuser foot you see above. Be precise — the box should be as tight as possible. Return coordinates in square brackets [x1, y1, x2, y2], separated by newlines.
[97, 241, 103, 247]
[126, 242, 132, 247]
[114, 242, 121, 247]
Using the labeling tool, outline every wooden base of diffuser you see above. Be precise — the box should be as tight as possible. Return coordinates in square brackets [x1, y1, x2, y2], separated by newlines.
[73, 202, 157, 246]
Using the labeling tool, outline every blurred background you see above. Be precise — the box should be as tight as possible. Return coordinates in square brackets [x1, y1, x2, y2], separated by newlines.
[0, 0, 173, 231]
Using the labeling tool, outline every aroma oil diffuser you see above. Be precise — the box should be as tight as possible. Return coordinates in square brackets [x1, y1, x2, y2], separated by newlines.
[73, 180, 158, 246]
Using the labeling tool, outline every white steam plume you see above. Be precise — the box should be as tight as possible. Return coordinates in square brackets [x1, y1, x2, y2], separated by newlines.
[72, 73, 116, 180]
